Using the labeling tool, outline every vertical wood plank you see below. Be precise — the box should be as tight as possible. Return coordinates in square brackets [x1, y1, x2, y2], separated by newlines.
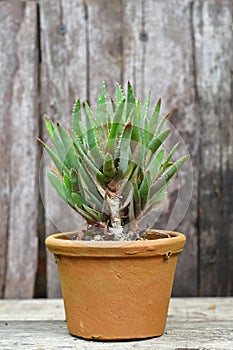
[0, 2, 39, 298]
[123, 0, 198, 295]
[121, 0, 145, 99]
[40, 0, 123, 297]
[86, 0, 123, 103]
[0, 1, 13, 297]
[194, 0, 233, 296]
[40, 0, 87, 297]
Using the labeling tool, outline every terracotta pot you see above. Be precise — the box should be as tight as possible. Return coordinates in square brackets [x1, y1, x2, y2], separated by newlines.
[45, 230, 186, 340]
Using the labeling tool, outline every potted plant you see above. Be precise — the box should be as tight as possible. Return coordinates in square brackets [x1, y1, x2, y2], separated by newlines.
[38, 82, 188, 340]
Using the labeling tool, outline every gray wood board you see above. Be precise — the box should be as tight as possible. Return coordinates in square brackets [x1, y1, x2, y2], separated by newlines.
[0, 0, 232, 298]
[123, 0, 197, 296]
[194, 0, 233, 296]
[40, 0, 87, 297]
[0, 1, 39, 298]
[0, 298, 232, 350]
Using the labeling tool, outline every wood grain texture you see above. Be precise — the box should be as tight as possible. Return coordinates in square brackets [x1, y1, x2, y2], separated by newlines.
[123, 0, 198, 296]
[86, 0, 123, 102]
[0, 298, 232, 349]
[194, 0, 233, 296]
[0, 1, 13, 297]
[40, 0, 123, 297]
[0, 0, 232, 298]
[0, 2, 39, 298]
[40, 0, 87, 297]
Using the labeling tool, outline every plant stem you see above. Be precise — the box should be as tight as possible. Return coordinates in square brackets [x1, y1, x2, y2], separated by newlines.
[107, 196, 123, 240]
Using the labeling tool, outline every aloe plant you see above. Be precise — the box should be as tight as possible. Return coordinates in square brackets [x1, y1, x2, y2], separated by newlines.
[38, 82, 188, 241]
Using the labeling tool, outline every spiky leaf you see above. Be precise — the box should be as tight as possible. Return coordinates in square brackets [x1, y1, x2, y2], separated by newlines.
[44, 116, 55, 142]
[116, 83, 125, 105]
[139, 172, 151, 209]
[84, 102, 103, 167]
[48, 172, 72, 204]
[103, 153, 116, 177]
[72, 99, 82, 134]
[38, 138, 69, 176]
[106, 98, 125, 156]
[149, 98, 161, 134]
[118, 122, 133, 175]
[148, 129, 171, 155]
[150, 155, 189, 195]
[126, 81, 135, 120]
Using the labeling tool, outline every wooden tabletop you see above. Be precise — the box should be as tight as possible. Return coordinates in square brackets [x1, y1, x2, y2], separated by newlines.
[0, 298, 232, 349]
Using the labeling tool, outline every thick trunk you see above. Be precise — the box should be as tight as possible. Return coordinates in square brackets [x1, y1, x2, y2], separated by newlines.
[107, 196, 124, 240]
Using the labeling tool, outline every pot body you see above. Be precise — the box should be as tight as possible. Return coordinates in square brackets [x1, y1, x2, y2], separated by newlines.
[45, 231, 186, 340]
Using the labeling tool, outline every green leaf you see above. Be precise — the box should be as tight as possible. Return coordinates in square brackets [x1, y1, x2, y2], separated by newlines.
[72, 100, 88, 145]
[48, 172, 72, 204]
[138, 94, 151, 170]
[115, 83, 125, 105]
[72, 134, 109, 185]
[44, 116, 55, 142]
[38, 138, 69, 176]
[71, 193, 98, 224]
[123, 143, 140, 183]
[139, 172, 151, 209]
[47, 122, 68, 167]
[148, 182, 169, 207]
[103, 153, 116, 177]
[118, 122, 133, 175]
[63, 173, 72, 194]
[148, 98, 161, 134]
[70, 168, 79, 192]
[159, 142, 180, 174]
[131, 99, 141, 144]
[126, 81, 135, 120]
[83, 204, 102, 222]
[106, 98, 125, 156]
[76, 164, 103, 210]
[57, 123, 79, 170]
[143, 186, 168, 218]
[76, 159, 104, 203]
[133, 183, 141, 218]
[77, 121, 88, 145]
[71, 192, 85, 208]
[142, 93, 150, 124]
[85, 102, 103, 167]
[96, 82, 111, 133]
[82, 187, 103, 212]
[155, 112, 171, 136]
[119, 165, 138, 210]
[148, 129, 171, 155]
[148, 148, 165, 180]
[150, 155, 189, 195]
[72, 99, 82, 134]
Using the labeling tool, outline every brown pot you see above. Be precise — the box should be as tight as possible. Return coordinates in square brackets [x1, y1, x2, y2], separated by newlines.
[45, 230, 186, 340]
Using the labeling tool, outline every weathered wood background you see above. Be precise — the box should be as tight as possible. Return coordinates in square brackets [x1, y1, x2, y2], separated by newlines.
[0, 0, 232, 298]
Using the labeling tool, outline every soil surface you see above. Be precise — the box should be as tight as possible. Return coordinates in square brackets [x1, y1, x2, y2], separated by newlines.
[69, 227, 171, 242]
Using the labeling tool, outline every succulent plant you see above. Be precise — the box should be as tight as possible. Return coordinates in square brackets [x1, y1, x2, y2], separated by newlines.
[38, 82, 188, 241]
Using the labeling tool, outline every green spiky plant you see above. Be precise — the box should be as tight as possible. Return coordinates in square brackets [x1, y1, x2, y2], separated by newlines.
[38, 82, 188, 241]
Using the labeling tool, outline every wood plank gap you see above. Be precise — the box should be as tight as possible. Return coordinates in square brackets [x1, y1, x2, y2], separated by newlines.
[84, 1, 90, 103]
[34, 2, 47, 298]
[190, 0, 201, 296]
[141, 0, 146, 99]
[120, 0, 124, 86]
[1, 112, 11, 299]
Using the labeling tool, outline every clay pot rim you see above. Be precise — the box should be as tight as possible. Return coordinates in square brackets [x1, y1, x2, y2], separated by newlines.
[45, 230, 186, 258]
